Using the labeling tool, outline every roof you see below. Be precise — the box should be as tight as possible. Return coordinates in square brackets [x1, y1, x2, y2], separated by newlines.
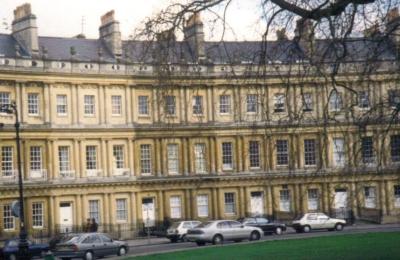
[0, 33, 397, 64]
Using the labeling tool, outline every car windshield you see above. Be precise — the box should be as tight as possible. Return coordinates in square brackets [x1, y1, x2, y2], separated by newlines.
[294, 215, 304, 220]
[196, 221, 212, 228]
[170, 222, 181, 229]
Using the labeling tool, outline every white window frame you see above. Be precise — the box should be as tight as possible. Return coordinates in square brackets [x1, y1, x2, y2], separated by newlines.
[86, 146, 97, 170]
[113, 145, 124, 169]
[329, 90, 342, 112]
[224, 192, 236, 214]
[333, 138, 345, 167]
[140, 144, 152, 175]
[361, 136, 375, 164]
[276, 140, 289, 166]
[307, 189, 319, 211]
[246, 94, 258, 113]
[219, 95, 231, 114]
[165, 95, 176, 115]
[138, 96, 149, 115]
[111, 95, 122, 115]
[1, 146, 13, 176]
[116, 198, 128, 222]
[197, 195, 209, 217]
[84, 95, 95, 115]
[170, 196, 182, 219]
[89, 200, 100, 223]
[194, 143, 207, 174]
[30, 146, 42, 170]
[56, 94, 67, 115]
[167, 144, 179, 175]
[58, 146, 71, 172]
[303, 93, 313, 112]
[274, 94, 285, 113]
[249, 140, 260, 168]
[3, 204, 15, 230]
[192, 95, 203, 115]
[27, 93, 39, 115]
[222, 142, 233, 170]
[0, 92, 10, 109]
[358, 91, 370, 109]
[304, 139, 316, 166]
[390, 135, 400, 162]
[364, 187, 376, 209]
[32, 202, 43, 228]
[279, 190, 290, 212]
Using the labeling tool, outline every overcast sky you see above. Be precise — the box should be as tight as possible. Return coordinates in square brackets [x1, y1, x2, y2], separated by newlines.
[0, 0, 263, 41]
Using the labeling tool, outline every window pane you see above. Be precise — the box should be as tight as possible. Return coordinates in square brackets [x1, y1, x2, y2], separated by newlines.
[279, 190, 290, 212]
[165, 96, 176, 115]
[276, 140, 288, 166]
[140, 144, 152, 174]
[197, 195, 209, 217]
[89, 200, 100, 223]
[113, 145, 124, 169]
[58, 146, 70, 172]
[304, 139, 316, 166]
[194, 143, 206, 174]
[361, 137, 374, 164]
[329, 90, 342, 111]
[111, 95, 122, 115]
[1, 146, 13, 176]
[28, 93, 39, 115]
[192, 96, 203, 115]
[32, 202, 43, 228]
[86, 146, 97, 170]
[333, 138, 345, 167]
[246, 94, 257, 113]
[303, 93, 313, 112]
[0, 92, 10, 107]
[219, 95, 231, 114]
[56, 95, 67, 115]
[3, 204, 15, 230]
[170, 196, 181, 219]
[30, 146, 42, 170]
[167, 144, 179, 174]
[307, 189, 319, 211]
[138, 96, 149, 115]
[249, 141, 260, 168]
[84, 95, 95, 115]
[390, 135, 400, 162]
[116, 199, 127, 221]
[224, 193, 236, 214]
[274, 94, 285, 112]
[358, 91, 370, 108]
[222, 142, 233, 170]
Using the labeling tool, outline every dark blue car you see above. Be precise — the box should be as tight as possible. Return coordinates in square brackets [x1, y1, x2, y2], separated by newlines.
[2, 238, 49, 260]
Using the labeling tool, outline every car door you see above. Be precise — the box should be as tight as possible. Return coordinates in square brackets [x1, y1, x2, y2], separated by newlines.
[317, 214, 332, 229]
[306, 214, 319, 229]
[217, 221, 232, 240]
[99, 234, 117, 256]
[229, 221, 247, 239]
[255, 217, 270, 233]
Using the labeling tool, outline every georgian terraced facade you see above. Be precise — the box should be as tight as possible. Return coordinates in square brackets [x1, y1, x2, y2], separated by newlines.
[1, 4, 400, 237]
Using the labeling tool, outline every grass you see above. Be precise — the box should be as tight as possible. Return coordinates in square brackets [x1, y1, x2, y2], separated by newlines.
[128, 232, 400, 260]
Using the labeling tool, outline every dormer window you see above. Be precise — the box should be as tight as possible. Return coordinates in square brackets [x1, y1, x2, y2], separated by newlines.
[58, 62, 66, 68]
[84, 64, 94, 69]
[139, 65, 147, 71]
[112, 64, 120, 70]
[31, 60, 37, 67]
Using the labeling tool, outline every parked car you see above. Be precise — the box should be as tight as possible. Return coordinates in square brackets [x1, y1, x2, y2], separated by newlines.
[52, 233, 128, 260]
[238, 217, 286, 235]
[292, 213, 346, 233]
[2, 238, 49, 260]
[166, 220, 202, 242]
[187, 220, 263, 246]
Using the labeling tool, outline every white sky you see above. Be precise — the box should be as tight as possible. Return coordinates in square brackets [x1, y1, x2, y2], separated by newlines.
[0, 0, 264, 40]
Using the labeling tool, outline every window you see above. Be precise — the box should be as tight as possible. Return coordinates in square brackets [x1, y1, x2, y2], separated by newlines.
[274, 94, 285, 112]
[28, 93, 39, 115]
[89, 200, 100, 222]
[116, 199, 127, 221]
[390, 135, 400, 162]
[86, 146, 97, 170]
[0, 92, 10, 108]
[249, 141, 260, 168]
[222, 142, 233, 170]
[111, 95, 122, 115]
[84, 95, 95, 115]
[170, 196, 182, 219]
[395, 185, 400, 208]
[302, 93, 313, 112]
[358, 91, 370, 108]
[304, 139, 316, 166]
[246, 94, 258, 113]
[197, 195, 209, 217]
[140, 144, 152, 175]
[276, 140, 289, 166]
[308, 189, 319, 211]
[32, 202, 43, 228]
[138, 96, 149, 115]
[388, 90, 400, 108]
[279, 190, 290, 212]
[364, 187, 376, 208]
[167, 144, 179, 174]
[165, 95, 176, 115]
[192, 96, 203, 115]
[56, 95, 67, 115]
[329, 90, 342, 111]
[113, 145, 124, 169]
[224, 193, 236, 214]
[194, 143, 207, 174]
[30, 146, 42, 170]
[219, 95, 231, 114]
[58, 146, 70, 173]
[3, 204, 15, 230]
[1, 146, 13, 176]
[333, 138, 345, 167]
[361, 137, 374, 164]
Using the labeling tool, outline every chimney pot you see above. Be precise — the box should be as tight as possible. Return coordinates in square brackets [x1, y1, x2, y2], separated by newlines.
[12, 3, 39, 56]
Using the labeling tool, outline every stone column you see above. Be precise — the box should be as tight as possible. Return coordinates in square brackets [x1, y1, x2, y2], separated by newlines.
[46, 139, 53, 180]
[385, 180, 391, 216]
[103, 193, 110, 224]
[322, 182, 330, 214]
[182, 138, 189, 176]
[130, 192, 137, 226]
[51, 139, 58, 180]
[128, 138, 135, 176]
[239, 187, 245, 217]
[212, 188, 219, 219]
[157, 191, 164, 222]
[125, 85, 132, 124]
[43, 83, 51, 124]
[209, 137, 216, 174]
[76, 194, 82, 226]
[185, 190, 191, 219]
[79, 140, 85, 177]
[351, 182, 359, 218]
[101, 139, 108, 177]
[48, 196, 55, 236]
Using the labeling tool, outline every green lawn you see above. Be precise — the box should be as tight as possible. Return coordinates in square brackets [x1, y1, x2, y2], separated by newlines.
[129, 232, 400, 260]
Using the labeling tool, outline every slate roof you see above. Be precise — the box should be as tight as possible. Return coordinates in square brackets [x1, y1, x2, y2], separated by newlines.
[0, 33, 397, 64]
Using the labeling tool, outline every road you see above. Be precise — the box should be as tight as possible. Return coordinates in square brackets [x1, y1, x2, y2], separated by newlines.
[108, 224, 400, 259]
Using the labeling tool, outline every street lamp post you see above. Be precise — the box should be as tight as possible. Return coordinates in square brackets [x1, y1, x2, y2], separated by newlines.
[0, 102, 29, 259]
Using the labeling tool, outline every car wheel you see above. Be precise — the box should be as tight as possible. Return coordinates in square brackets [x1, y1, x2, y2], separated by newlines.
[295, 228, 302, 233]
[181, 235, 188, 242]
[212, 234, 223, 245]
[275, 227, 283, 235]
[250, 231, 261, 241]
[84, 251, 94, 260]
[8, 254, 17, 260]
[196, 241, 206, 246]
[303, 225, 311, 233]
[335, 223, 344, 231]
[118, 246, 127, 256]
[170, 238, 178, 243]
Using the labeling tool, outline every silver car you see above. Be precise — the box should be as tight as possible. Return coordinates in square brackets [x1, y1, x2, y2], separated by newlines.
[186, 220, 263, 246]
[52, 233, 128, 260]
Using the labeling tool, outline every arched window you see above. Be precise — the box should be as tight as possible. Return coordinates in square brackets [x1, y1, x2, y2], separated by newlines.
[329, 90, 342, 111]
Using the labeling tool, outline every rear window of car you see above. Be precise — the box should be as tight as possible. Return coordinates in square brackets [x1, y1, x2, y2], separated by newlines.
[171, 222, 181, 229]
[197, 221, 213, 228]
[59, 235, 81, 244]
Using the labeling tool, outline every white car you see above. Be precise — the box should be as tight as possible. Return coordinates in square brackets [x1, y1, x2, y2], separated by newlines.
[292, 213, 346, 233]
[166, 221, 202, 242]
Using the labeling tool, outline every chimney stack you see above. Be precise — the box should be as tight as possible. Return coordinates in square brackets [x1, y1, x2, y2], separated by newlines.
[12, 3, 39, 57]
[386, 7, 400, 48]
[294, 19, 315, 55]
[183, 13, 205, 62]
[99, 10, 122, 58]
